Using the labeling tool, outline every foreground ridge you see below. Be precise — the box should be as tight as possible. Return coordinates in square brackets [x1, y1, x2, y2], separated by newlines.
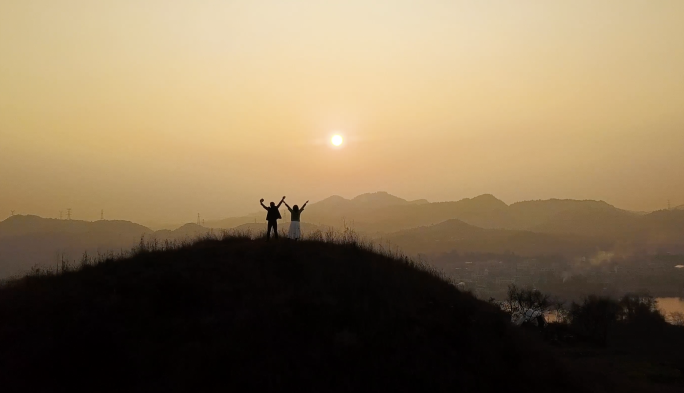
[1, 237, 608, 392]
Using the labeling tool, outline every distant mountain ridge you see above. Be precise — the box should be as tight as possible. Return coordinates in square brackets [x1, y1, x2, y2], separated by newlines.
[314, 191, 429, 211]
[301, 193, 631, 234]
[201, 192, 632, 234]
[0, 215, 151, 238]
[0, 216, 214, 279]
[3, 193, 684, 279]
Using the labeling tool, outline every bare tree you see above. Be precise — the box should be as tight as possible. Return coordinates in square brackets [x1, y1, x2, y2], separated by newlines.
[501, 284, 550, 315]
[552, 299, 568, 323]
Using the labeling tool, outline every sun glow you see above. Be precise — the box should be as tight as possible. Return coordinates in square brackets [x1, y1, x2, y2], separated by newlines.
[331, 135, 343, 146]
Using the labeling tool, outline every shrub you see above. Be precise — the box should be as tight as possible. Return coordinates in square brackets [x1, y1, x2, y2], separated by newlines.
[569, 296, 620, 346]
[617, 293, 666, 326]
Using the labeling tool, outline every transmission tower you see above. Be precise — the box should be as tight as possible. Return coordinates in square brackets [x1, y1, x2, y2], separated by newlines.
[67, 208, 72, 220]
[101, 210, 104, 220]
[10, 210, 15, 216]
[197, 213, 201, 225]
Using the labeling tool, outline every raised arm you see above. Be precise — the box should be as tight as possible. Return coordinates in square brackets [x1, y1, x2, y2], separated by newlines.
[300, 200, 309, 211]
[276, 196, 286, 208]
[283, 201, 292, 212]
[260, 199, 268, 211]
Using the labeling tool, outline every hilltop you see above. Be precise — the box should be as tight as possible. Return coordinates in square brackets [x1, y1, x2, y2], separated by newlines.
[0, 237, 613, 393]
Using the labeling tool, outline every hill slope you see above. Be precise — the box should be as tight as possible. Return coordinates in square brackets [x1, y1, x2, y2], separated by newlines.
[384, 219, 614, 256]
[0, 238, 602, 392]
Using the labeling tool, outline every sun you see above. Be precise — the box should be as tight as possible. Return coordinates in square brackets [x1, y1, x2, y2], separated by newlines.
[331, 135, 343, 146]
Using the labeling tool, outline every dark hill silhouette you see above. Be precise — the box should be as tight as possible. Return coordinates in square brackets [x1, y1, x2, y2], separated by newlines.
[0, 237, 611, 392]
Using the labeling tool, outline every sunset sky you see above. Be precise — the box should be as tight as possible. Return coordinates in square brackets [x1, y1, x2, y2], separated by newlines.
[2, 0, 684, 223]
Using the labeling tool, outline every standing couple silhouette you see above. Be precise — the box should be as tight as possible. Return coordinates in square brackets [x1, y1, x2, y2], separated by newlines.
[260, 196, 309, 240]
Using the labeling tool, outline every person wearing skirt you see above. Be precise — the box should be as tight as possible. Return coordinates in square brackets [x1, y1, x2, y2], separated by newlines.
[283, 200, 308, 240]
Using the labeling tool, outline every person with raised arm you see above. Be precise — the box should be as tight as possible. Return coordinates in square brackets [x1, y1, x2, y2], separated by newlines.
[260, 196, 286, 240]
[283, 200, 308, 240]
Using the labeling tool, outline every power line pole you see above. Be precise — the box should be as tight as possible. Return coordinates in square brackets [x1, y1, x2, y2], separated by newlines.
[197, 213, 201, 225]
[101, 210, 104, 220]
[67, 208, 72, 220]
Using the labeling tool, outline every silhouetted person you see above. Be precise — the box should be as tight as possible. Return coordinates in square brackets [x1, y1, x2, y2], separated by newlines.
[260, 196, 285, 240]
[283, 200, 308, 240]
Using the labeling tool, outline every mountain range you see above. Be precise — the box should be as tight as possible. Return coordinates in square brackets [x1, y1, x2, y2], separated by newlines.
[0, 216, 212, 279]
[2, 192, 684, 279]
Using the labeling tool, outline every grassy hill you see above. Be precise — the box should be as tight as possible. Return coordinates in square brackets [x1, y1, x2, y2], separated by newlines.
[0, 236, 615, 393]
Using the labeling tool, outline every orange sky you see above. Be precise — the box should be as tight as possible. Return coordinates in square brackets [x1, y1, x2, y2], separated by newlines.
[2, 1, 684, 223]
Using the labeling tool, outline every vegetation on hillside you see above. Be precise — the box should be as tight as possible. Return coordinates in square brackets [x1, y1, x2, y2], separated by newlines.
[0, 232, 614, 393]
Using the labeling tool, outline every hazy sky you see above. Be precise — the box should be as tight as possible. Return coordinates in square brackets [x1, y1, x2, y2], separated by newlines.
[2, 0, 684, 223]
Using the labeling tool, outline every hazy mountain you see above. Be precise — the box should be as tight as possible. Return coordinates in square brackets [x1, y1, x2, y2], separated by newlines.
[302, 193, 639, 235]
[0, 216, 154, 278]
[384, 219, 613, 257]
[0, 216, 215, 278]
[203, 215, 262, 230]
[154, 223, 213, 241]
[637, 209, 684, 249]
[304, 193, 512, 232]
[507, 199, 625, 228]
[204, 193, 684, 249]
[529, 204, 640, 237]
[3, 195, 684, 278]
[0, 215, 151, 238]
[350, 191, 428, 208]
[306, 192, 428, 217]
[382, 207, 684, 257]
